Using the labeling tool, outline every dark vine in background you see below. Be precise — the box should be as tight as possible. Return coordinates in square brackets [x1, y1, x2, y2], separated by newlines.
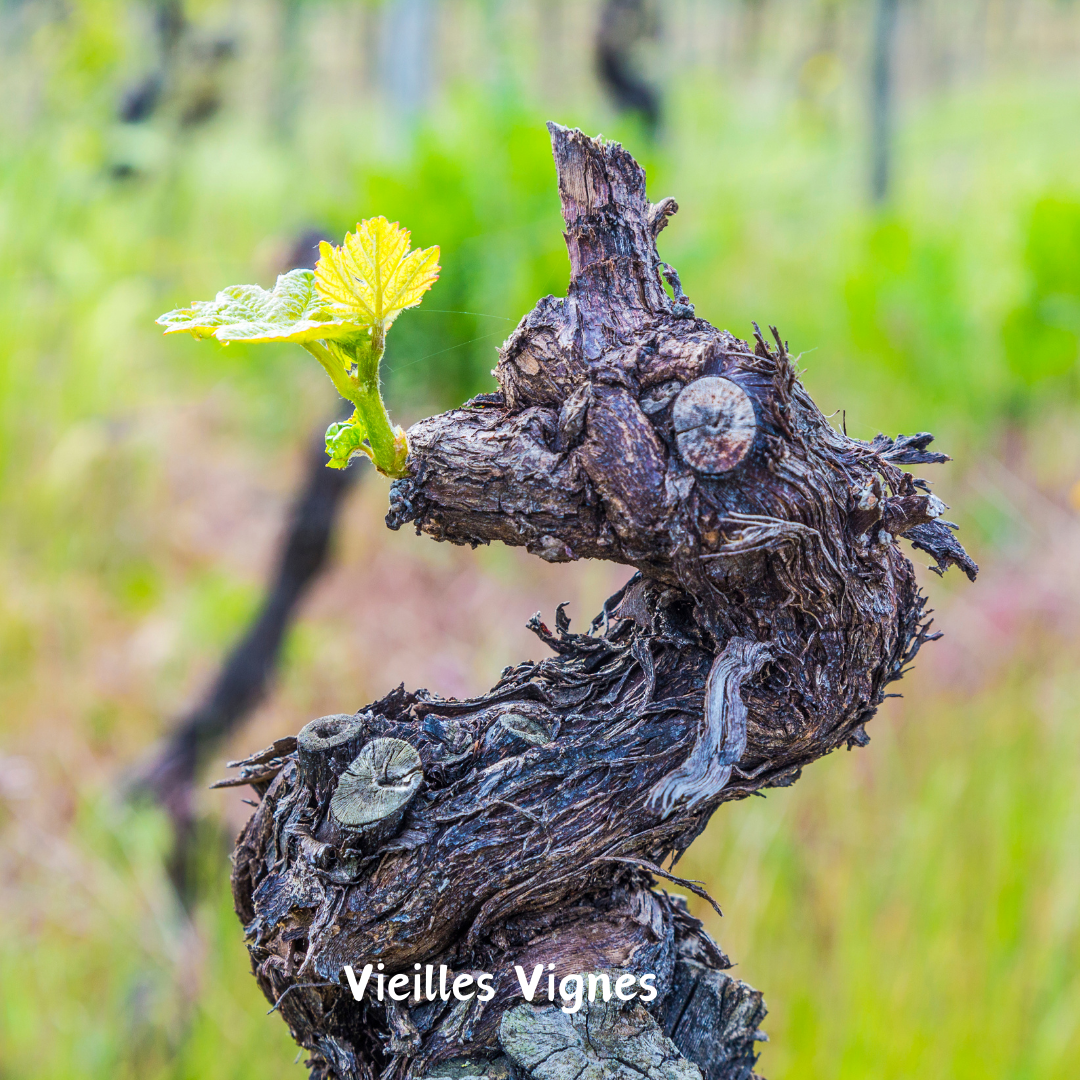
[128, 232, 363, 899]
[595, 0, 662, 134]
[116, 0, 185, 125]
[114, 0, 236, 151]
[869, 0, 900, 203]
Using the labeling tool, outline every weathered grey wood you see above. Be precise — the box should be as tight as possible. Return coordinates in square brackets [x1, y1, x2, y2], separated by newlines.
[425, 1056, 511, 1080]
[648, 638, 772, 818]
[500, 997, 702, 1080]
[223, 124, 975, 1080]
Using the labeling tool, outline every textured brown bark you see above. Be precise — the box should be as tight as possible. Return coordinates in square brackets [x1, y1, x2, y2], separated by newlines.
[223, 124, 975, 1080]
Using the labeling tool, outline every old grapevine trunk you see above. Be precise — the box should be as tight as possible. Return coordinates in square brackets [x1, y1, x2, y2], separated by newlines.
[223, 125, 976, 1080]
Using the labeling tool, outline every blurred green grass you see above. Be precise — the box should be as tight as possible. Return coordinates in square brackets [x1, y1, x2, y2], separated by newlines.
[0, 800, 301, 1079]
[681, 642, 1080, 1077]
[1, 1, 1079, 1077]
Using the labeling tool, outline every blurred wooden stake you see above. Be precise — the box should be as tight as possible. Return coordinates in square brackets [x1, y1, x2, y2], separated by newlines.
[870, 0, 899, 204]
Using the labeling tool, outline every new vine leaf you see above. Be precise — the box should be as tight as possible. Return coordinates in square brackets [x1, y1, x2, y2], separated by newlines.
[156, 217, 440, 477]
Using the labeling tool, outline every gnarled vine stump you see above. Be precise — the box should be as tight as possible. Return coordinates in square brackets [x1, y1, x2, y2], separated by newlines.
[223, 124, 976, 1080]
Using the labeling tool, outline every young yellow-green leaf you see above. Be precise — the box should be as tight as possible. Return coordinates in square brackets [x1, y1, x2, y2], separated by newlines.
[314, 217, 440, 330]
[156, 269, 366, 345]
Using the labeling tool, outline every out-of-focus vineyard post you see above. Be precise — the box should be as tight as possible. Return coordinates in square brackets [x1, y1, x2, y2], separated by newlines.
[1, 2, 1079, 1078]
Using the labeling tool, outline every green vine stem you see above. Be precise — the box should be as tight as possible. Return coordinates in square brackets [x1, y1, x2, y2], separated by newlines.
[304, 327, 407, 478]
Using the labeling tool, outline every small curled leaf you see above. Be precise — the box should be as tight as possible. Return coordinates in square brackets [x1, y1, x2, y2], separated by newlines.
[157, 269, 365, 345]
[315, 217, 440, 330]
[325, 415, 372, 470]
[323, 415, 409, 474]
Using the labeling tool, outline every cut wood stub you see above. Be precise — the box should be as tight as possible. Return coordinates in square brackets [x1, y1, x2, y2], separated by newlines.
[329, 737, 423, 850]
[671, 377, 756, 476]
[296, 713, 367, 800]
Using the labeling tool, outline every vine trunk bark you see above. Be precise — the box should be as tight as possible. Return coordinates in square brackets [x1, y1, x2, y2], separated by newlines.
[221, 124, 975, 1080]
